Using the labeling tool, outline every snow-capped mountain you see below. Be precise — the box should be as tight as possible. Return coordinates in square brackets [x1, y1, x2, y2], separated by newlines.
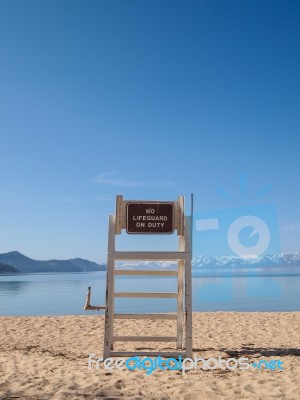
[116, 260, 178, 270]
[116, 253, 300, 270]
[192, 253, 300, 268]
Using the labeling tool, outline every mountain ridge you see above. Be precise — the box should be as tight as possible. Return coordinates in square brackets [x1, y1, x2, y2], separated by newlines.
[192, 253, 300, 268]
[0, 251, 106, 273]
[116, 253, 300, 270]
[1, 251, 300, 273]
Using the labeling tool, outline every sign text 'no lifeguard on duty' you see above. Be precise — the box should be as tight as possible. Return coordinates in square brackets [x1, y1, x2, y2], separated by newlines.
[126, 202, 174, 234]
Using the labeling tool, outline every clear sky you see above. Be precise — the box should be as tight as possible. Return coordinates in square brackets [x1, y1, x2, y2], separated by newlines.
[0, 0, 299, 263]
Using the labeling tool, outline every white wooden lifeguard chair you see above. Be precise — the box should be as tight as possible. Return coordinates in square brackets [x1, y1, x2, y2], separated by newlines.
[85, 195, 193, 359]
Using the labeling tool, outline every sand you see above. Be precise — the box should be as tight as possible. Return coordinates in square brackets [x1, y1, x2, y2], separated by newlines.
[0, 312, 299, 400]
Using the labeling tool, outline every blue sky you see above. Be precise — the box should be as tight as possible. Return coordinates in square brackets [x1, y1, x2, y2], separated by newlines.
[0, 0, 299, 262]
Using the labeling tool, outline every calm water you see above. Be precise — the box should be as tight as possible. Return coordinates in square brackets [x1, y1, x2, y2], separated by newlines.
[1, 270, 300, 316]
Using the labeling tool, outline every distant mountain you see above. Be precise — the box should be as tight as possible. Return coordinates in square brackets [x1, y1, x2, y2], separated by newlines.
[116, 253, 300, 270]
[192, 253, 300, 269]
[0, 251, 106, 273]
[1, 251, 299, 274]
[0, 262, 20, 274]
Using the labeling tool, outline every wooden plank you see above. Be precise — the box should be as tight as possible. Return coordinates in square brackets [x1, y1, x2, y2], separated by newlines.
[177, 259, 184, 349]
[115, 195, 123, 235]
[114, 292, 178, 298]
[86, 305, 105, 310]
[103, 215, 116, 359]
[84, 287, 105, 311]
[109, 251, 189, 261]
[177, 230, 185, 350]
[113, 336, 177, 342]
[83, 287, 91, 310]
[177, 195, 185, 236]
[184, 216, 193, 358]
[110, 351, 186, 357]
[114, 313, 177, 320]
[114, 270, 177, 276]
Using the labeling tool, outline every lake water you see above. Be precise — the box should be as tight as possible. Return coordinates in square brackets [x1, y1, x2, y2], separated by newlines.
[1, 270, 300, 316]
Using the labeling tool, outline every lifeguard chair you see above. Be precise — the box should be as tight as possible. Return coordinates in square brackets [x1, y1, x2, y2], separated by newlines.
[85, 195, 193, 359]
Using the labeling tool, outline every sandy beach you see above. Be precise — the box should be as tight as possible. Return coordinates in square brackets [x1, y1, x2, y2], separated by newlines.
[0, 312, 299, 399]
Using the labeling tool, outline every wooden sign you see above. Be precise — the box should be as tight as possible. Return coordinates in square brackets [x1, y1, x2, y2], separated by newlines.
[126, 202, 174, 234]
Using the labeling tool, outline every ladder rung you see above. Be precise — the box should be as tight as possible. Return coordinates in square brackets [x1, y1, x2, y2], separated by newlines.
[110, 351, 186, 357]
[114, 313, 177, 320]
[114, 292, 178, 298]
[114, 270, 178, 276]
[109, 251, 190, 260]
[113, 336, 177, 342]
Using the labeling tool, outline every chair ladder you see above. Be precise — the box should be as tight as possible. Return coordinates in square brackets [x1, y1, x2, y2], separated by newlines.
[103, 213, 192, 359]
